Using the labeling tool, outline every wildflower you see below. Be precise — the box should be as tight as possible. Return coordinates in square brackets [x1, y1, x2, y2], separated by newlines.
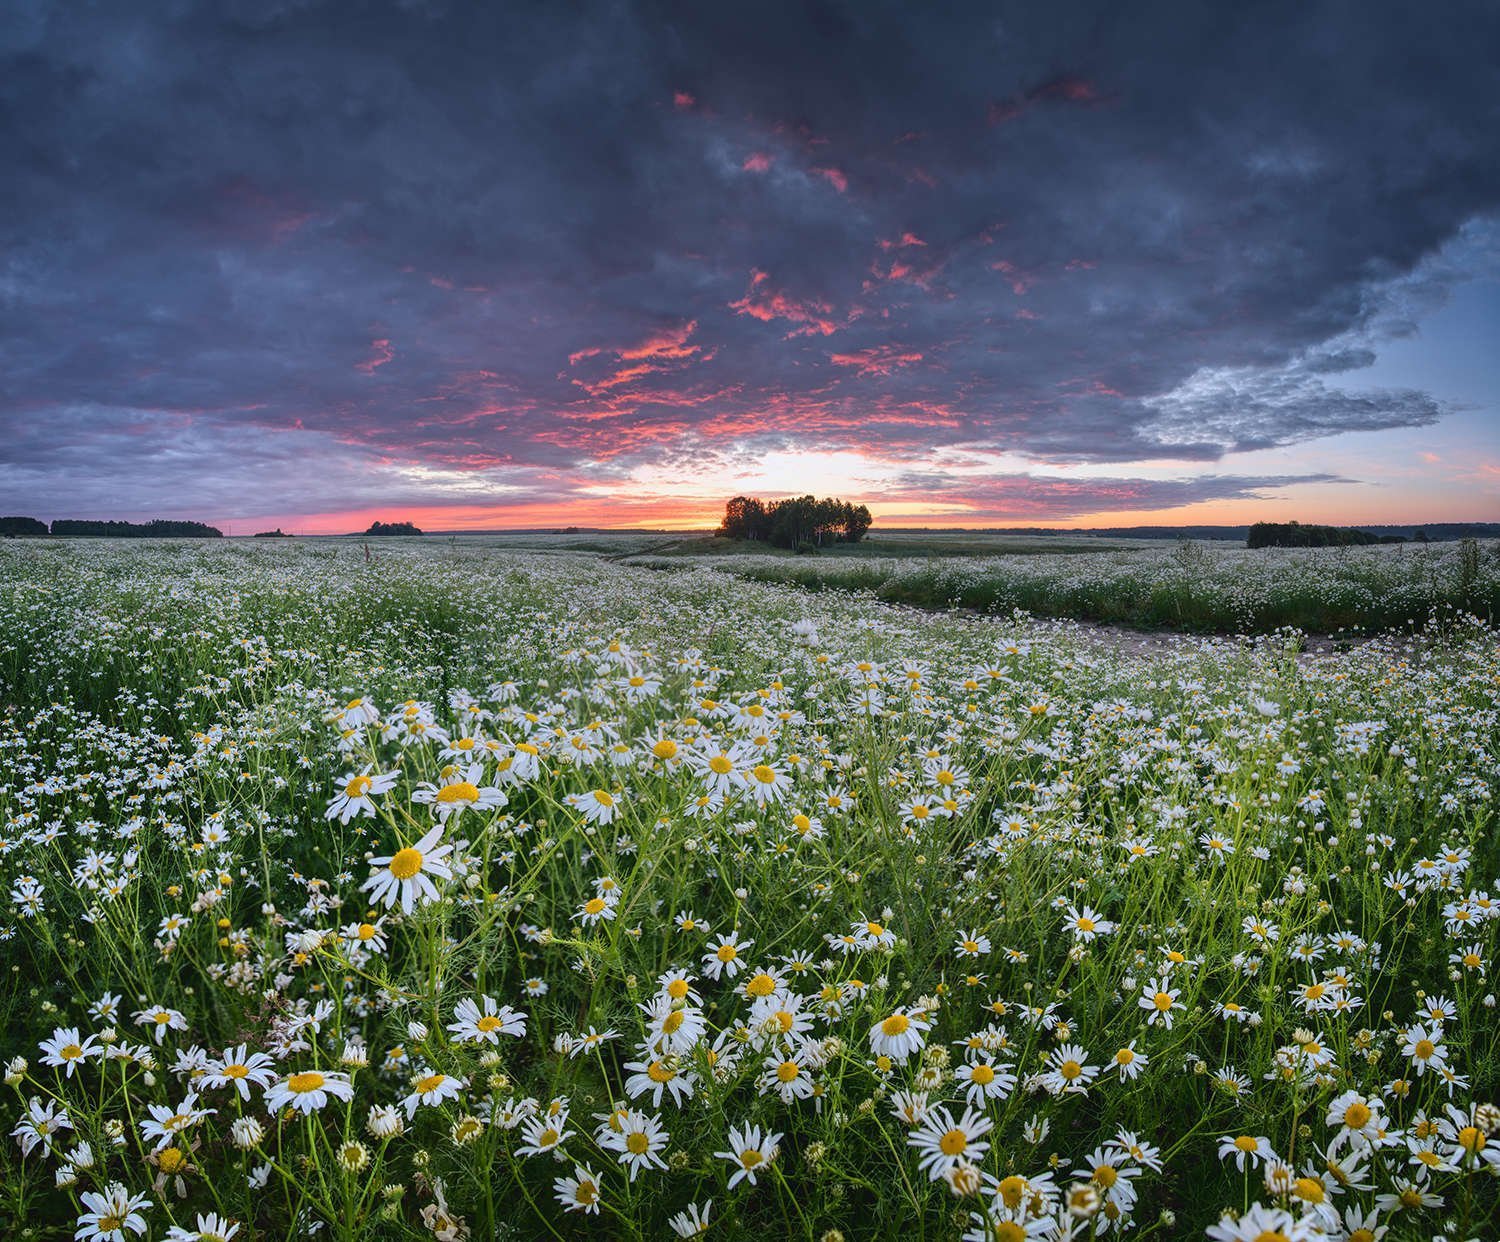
[600, 1108, 668, 1181]
[868, 1007, 930, 1063]
[909, 1105, 992, 1180]
[38, 1026, 102, 1077]
[447, 996, 526, 1044]
[362, 826, 455, 913]
[264, 1069, 356, 1115]
[199, 1046, 277, 1100]
[1137, 978, 1183, 1028]
[75, 1183, 152, 1242]
[715, 1122, 782, 1187]
[325, 767, 398, 823]
[553, 1165, 603, 1214]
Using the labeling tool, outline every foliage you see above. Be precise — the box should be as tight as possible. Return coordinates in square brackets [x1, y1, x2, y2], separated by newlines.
[47, 519, 223, 538]
[718, 495, 872, 548]
[1246, 522, 1393, 549]
[364, 521, 424, 536]
[0, 517, 48, 537]
[0, 539, 1495, 1241]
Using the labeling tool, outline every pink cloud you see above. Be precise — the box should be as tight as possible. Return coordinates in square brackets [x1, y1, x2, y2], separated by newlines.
[355, 338, 394, 374]
[830, 345, 925, 377]
[811, 166, 848, 193]
[673, 90, 696, 110]
[742, 152, 773, 173]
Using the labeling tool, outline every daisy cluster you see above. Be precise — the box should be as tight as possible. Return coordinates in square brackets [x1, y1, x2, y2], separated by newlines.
[0, 537, 1495, 1240]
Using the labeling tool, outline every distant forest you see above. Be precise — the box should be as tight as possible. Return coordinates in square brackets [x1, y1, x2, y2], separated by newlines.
[718, 495, 872, 550]
[363, 520, 424, 536]
[1, 517, 222, 537]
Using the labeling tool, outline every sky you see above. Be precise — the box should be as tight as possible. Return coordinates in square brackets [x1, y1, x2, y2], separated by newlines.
[2, 0, 1498, 533]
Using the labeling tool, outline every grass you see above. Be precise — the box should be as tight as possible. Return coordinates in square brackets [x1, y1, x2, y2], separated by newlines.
[629, 539, 1500, 635]
[0, 537, 1495, 1241]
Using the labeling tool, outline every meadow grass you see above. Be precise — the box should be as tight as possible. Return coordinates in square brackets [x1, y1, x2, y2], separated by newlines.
[0, 538, 1496, 1241]
[630, 539, 1500, 636]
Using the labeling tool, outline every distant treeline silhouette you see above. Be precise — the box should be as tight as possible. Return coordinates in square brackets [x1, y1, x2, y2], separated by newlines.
[2, 516, 222, 537]
[718, 495, 872, 550]
[363, 520, 424, 536]
[1247, 521, 1405, 548]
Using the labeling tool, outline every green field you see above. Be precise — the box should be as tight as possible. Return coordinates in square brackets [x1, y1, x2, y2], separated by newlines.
[0, 538, 1496, 1240]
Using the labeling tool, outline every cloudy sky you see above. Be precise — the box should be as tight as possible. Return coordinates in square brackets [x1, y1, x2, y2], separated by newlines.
[3, 0, 1497, 532]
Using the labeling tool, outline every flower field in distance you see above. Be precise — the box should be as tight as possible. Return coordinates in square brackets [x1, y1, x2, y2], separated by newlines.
[0, 538, 1496, 1241]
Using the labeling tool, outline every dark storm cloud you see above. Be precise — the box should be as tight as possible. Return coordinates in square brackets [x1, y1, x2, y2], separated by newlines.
[1, 0, 1497, 517]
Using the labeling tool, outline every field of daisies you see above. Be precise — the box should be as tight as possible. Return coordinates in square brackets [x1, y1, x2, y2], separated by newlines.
[0, 538, 1496, 1242]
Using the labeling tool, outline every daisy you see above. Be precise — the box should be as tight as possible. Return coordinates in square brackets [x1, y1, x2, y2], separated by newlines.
[569, 788, 622, 825]
[38, 1026, 102, 1077]
[1109, 1041, 1148, 1080]
[623, 1057, 697, 1109]
[402, 1070, 466, 1119]
[1137, 978, 1183, 1028]
[702, 932, 752, 980]
[954, 930, 991, 958]
[199, 1046, 276, 1100]
[324, 767, 398, 824]
[447, 996, 526, 1044]
[1065, 905, 1115, 941]
[1400, 1024, 1447, 1075]
[134, 1006, 188, 1045]
[12, 1095, 71, 1156]
[411, 763, 506, 821]
[601, 1109, 668, 1181]
[264, 1069, 355, 1115]
[955, 1055, 1016, 1106]
[761, 1049, 817, 1103]
[139, 1093, 215, 1152]
[868, 1007, 931, 1064]
[164, 1212, 241, 1242]
[715, 1122, 783, 1187]
[1042, 1045, 1099, 1096]
[74, 1183, 152, 1242]
[516, 1111, 574, 1158]
[668, 1201, 712, 1238]
[362, 826, 454, 914]
[909, 1105, 993, 1180]
[552, 1164, 602, 1214]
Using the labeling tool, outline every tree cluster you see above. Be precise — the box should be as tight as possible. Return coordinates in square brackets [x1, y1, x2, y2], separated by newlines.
[48, 519, 223, 537]
[0, 516, 48, 536]
[718, 495, 872, 550]
[1246, 521, 1394, 548]
[363, 520, 424, 536]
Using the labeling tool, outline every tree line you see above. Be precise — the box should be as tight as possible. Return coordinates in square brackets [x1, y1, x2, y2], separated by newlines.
[718, 495, 872, 550]
[1246, 521, 1404, 548]
[1, 517, 222, 537]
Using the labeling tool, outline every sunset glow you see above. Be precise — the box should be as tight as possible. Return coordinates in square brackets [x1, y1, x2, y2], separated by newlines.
[2, 4, 1497, 531]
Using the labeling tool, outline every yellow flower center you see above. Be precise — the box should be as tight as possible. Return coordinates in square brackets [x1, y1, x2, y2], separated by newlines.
[938, 1129, 968, 1156]
[661, 1011, 685, 1034]
[972, 1064, 995, 1085]
[592, 790, 614, 806]
[1414, 1038, 1435, 1059]
[60, 1043, 83, 1060]
[1115, 1048, 1134, 1065]
[415, 1074, 446, 1094]
[746, 973, 776, 998]
[1059, 1060, 1082, 1081]
[1234, 1136, 1258, 1152]
[344, 775, 372, 798]
[881, 1014, 910, 1037]
[653, 739, 678, 759]
[1093, 1164, 1117, 1188]
[716, 944, 738, 962]
[288, 1071, 325, 1093]
[776, 1061, 800, 1083]
[1292, 1177, 1325, 1204]
[625, 1132, 649, 1154]
[357, 923, 377, 940]
[159, 1147, 186, 1173]
[752, 765, 777, 784]
[1343, 1101, 1371, 1129]
[436, 781, 480, 804]
[709, 755, 733, 775]
[584, 897, 608, 915]
[667, 980, 689, 999]
[224, 1063, 249, 1079]
[388, 848, 423, 879]
[476, 1015, 502, 1033]
[1152, 992, 1174, 1011]
[647, 1062, 674, 1083]
[1458, 1125, 1484, 1152]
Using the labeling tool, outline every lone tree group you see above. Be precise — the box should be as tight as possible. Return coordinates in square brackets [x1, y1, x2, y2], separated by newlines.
[718, 495, 872, 550]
